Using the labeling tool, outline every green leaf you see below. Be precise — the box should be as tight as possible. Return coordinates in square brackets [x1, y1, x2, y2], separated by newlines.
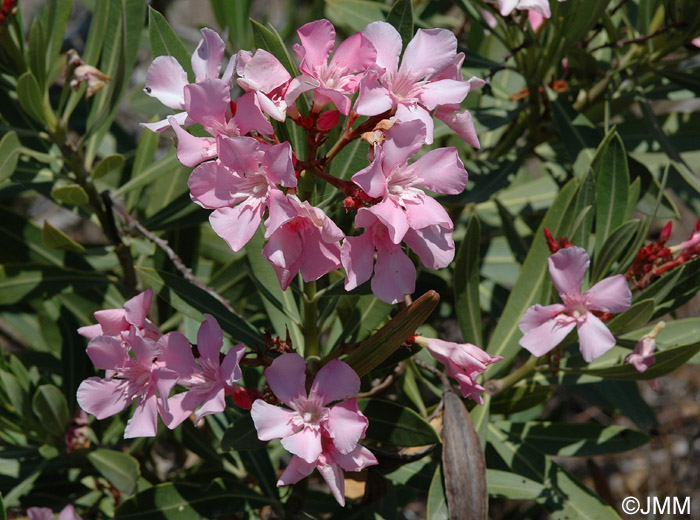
[359, 398, 440, 446]
[606, 298, 654, 334]
[454, 214, 482, 346]
[486, 469, 546, 500]
[441, 392, 488, 519]
[92, 153, 125, 180]
[0, 131, 21, 183]
[324, 0, 389, 34]
[549, 94, 601, 179]
[42, 221, 86, 254]
[386, 0, 413, 51]
[148, 7, 193, 80]
[250, 19, 299, 78]
[0, 370, 30, 419]
[87, 449, 141, 496]
[210, 0, 252, 48]
[495, 198, 528, 264]
[565, 340, 700, 381]
[51, 184, 90, 206]
[496, 421, 649, 456]
[345, 290, 439, 377]
[220, 415, 266, 451]
[593, 132, 630, 256]
[485, 179, 579, 375]
[31, 384, 70, 439]
[16, 72, 46, 124]
[591, 219, 639, 281]
[488, 424, 622, 520]
[114, 148, 183, 198]
[135, 267, 261, 348]
[115, 478, 272, 519]
[490, 384, 554, 414]
[621, 318, 700, 349]
[40, 0, 73, 81]
[0, 265, 111, 305]
[28, 19, 47, 90]
[426, 465, 448, 520]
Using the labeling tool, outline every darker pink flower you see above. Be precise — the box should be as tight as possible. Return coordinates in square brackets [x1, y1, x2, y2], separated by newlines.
[519, 247, 632, 362]
[236, 49, 295, 122]
[289, 19, 377, 115]
[159, 315, 245, 427]
[355, 22, 483, 144]
[251, 354, 376, 504]
[77, 288, 160, 341]
[77, 329, 181, 438]
[188, 136, 296, 252]
[28, 505, 81, 520]
[416, 337, 502, 404]
[263, 191, 344, 290]
[626, 336, 656, 374]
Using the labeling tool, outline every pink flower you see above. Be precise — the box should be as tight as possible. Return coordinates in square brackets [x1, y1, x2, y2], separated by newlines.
[77, 288, 160, 341]
[142, 28, 234, 132]
[355, 22, 483, 144]
[251, 354, 376, 504]
[158, 315, 245, 427]
[188, 136, 296, 252]
[497, 0, 566, 18]
[519, 247, 632, 362]
[625, 336, 656, 374]
[351, 119, 466, 269]
[415, 337, 503, 404]
[341, 208, 416, 304]
[289, 19, 377, 115]
[263, 191, 344, 290]
[236, 49, 294, 121]
[77, 329, 180, 438]
[27, 505, 81, 520]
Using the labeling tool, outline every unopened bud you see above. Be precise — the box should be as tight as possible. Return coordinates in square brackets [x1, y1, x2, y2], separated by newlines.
[316, 110, 340, 131]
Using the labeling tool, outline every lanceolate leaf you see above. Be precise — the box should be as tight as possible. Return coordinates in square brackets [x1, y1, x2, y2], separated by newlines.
[454, 214, 482, 346]
[359, 398, 439, 446]
[148, 7, 193, 80]
[591, 219, 638, 282]
[386, 0, 413, 51]
[427, 465, 448, 520]
[486, 469, 546, 500]
[31, 385, 70, 440]
[87, 449, 141, 496]
[0, 131, 21, 183]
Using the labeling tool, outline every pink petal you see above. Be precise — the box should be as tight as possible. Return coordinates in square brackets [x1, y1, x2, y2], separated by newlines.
[93, 309, 128, 336]
[154, 366, 180, 411]
[128, 329, 160, 367]
[331, 443, 377, 472]
[77, 324, 102, 339]
[584, 275, 631, 314]
[57, 505, 81, 520]
[404, 193, 453, 230]
[144, 56, 187, 109]
[519, 313, 576, 357]
[281, 427, 323, 463]
[518, 303, 567, 333]
[354, 73, 393, 116]
[295, 20, 336, 75]
[162, 388, 205, 428]
[77, 377, 131, 419]
[310, 360, 361, 405]
[418, 79, 471, 110]
[277, 455, 315, 486]
[331, 32, 377, 73]
[124, 390, 159, 438]
[548, 246, 590, 296]
[372, 246, 416, 304]
[265, 353, 308, 406]
[435, 105, 481, 149]
[403, 225, 455, 270]
[27, 508, 53, 520]
[217, 135, 263, 175]
[188, 161, 243, 209]
[351, 153, 387, 199]
[341, 232, 375, 291]
[191, 28, 225, 82]
[170, 117, 217, 167]
[124, 288, 153, 328]
[263, 225, 303, 290]
[251, 400, 297, 440]
[261, 141, 296, 187]
[85, 335, 128, 370]
[298, 228, 342, 283]
[238, 49, 290, 93]
[193, 385, 226, 422]
[314, 87, 351, 115]
[220, 343, 245, 387]
[326, 399, 367, 454]
[363, 22, 401, 74]
[255, 91, 286, 122]
[410, 147, 468, 194]
[209, 200, 265, 252]
[577, 313, 616, 362]
[529, 10, 544, 30]
[141, 111, 189, 133]
[498, 0, 520, 15]
[232, 92, 274, 135]
[400, 28, 457, 80]
[183, 79, 229, 128]
[156, 332, 198, 382]
[316, 459, 346, 506]
[382, 119, 426, 173]
[395, 103, 434, 144]
[264, 190, 298, 238]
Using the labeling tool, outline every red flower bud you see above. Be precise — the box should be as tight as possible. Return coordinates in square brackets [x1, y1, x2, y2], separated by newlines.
[316, 110, 340, 131]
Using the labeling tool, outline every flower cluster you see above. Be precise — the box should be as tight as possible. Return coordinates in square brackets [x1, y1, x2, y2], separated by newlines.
[76, 289, 245, 438]
[143, 20, 482, 304]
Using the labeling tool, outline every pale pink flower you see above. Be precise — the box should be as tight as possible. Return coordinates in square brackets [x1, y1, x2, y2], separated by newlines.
[355, 22, 483, 144]
[188, 136, 296, 252]
[77, 288, 160, 341]
[341, 208, 416, 304]
[288, 19, 377, 115]
[251, 354, 376, 505]
[28, 505, 81, 520]
[626, 336, 656, 374]
[351, 119, 466, 270]
[77, 329, 180, 438]
[415, 337, 503, 404]
[236, 49, 296, 121]
[263, 191, 344, 290]
[519, 247, 632, 362]
[158, 315, 245, 427]
[497, 0, 566, 18]
[142, 28, 235, 132]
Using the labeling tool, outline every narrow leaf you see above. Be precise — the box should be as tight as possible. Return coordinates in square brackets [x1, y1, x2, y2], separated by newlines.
[386, 0, 413, 50]
[42, 221, 86, 254]
[148, 7, 193, 80]
[360, 398, 440, 446]
[0, 131, 21, 182]
[454, 214, 482, 346]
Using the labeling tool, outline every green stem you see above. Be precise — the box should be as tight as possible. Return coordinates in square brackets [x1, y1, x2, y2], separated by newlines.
[485, 355, 539, 396]
[303, 280, 319, 358]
